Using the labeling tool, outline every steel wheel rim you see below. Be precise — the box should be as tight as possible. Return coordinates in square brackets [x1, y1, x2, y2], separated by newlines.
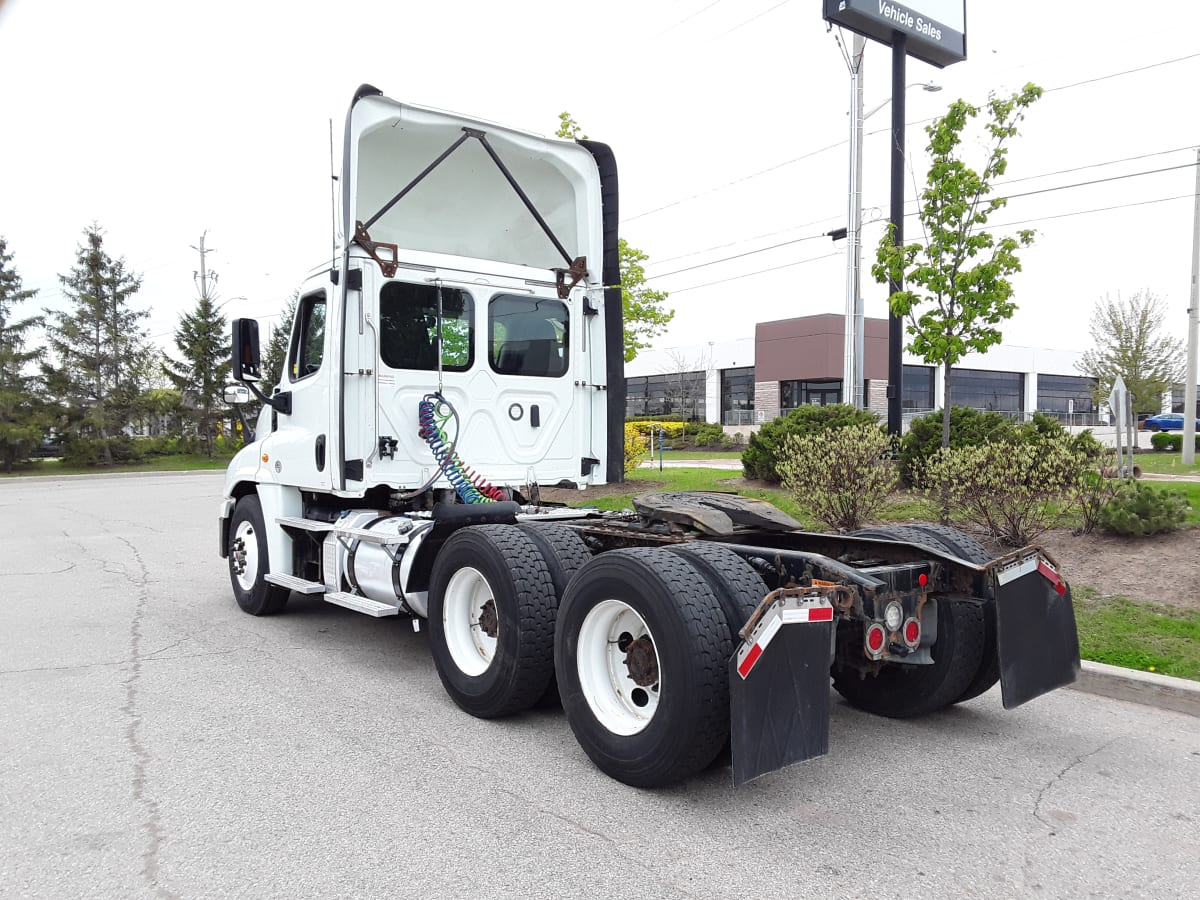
[231, 520, 259, 592]
[443, 566, 497, 677]
[577, 599, 661, 736]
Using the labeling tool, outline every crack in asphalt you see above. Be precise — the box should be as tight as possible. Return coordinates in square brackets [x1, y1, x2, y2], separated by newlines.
[1033, 737, 1121, 828]
[116, 534, 180, 900]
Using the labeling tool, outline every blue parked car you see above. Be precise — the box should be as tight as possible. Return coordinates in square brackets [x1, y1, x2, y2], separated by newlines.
[1143, 413, 1200, 432]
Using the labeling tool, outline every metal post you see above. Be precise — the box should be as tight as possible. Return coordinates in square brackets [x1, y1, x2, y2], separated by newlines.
[1183, 147, 1200, 465]
[843, 35, 866, 408]
[886, 33, 907, 435]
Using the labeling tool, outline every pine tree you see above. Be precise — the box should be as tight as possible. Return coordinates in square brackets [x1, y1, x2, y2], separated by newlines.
[261, 290, 299, 388]
[45, 224, 151, 465]
[163, 293, 231, 456]
[0, 237, 45, 472]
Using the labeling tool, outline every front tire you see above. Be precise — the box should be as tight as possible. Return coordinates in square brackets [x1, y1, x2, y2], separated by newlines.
[555, 549, 732, 788]
[428, 525, 557, 718]
[227, 494, 290, 616]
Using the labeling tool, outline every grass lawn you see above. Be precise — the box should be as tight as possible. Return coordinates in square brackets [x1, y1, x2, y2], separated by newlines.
[654, 449, 743, 460]
[1073, 591, 1200, 681]
[1129, 452, 1200, 476]
[1, 454, 236, 477]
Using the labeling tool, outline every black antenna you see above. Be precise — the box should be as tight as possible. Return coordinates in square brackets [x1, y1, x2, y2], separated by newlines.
[329, 118, 338, 271]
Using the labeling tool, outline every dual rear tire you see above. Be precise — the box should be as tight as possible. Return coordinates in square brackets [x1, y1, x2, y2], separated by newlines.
[428, 527, 768, 787]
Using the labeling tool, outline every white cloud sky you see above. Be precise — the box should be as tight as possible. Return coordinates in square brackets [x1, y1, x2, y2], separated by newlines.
[1, 0, 1197, 360]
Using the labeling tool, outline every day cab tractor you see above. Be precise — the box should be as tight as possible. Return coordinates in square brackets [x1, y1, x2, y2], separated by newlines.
[219, 85, 1081, 788]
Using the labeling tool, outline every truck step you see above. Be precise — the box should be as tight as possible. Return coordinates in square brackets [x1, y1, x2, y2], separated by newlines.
[323, 591, 401, 617]
[276, 515, 406, 547]
[264, 573, 326, 594]
[276, 516, 335, 533]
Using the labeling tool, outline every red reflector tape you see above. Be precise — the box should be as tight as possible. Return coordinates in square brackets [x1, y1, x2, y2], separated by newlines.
[737, 643, 764, 680]
[1036, 559, 1066, 595]
[782, 606, 834, 624]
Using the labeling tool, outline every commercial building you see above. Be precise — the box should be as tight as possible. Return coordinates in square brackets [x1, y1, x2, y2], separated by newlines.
[625, 313, 1105, 429]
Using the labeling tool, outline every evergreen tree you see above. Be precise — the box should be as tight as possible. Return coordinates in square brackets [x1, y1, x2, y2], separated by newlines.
[45, 224, 151, 464]
[163, 293, 231, 456]
[0, 237, 45, 472]
[261, 290, 299, 388]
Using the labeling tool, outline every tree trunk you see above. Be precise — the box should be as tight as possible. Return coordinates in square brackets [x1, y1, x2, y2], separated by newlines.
[942, 362, 953, 448]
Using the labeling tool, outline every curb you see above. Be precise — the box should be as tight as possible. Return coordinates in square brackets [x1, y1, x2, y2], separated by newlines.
[1067, 660, 1200, 718]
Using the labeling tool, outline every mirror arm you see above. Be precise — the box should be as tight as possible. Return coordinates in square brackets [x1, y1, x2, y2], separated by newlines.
[242, 382, 292, 416]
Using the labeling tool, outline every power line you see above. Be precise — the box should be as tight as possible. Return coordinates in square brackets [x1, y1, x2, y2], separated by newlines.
[997, 161, 1200, 203]
[995, 145, 1199, 188]
[669, 251, 843, 294]
[720, 0, 790, 37]
[620, 53, 1200, 225]
[644, 233, 830, 282]
[656, 0, 725, 37]
[1044, 51, 1200, 94]
[989, 193, 1195, 230]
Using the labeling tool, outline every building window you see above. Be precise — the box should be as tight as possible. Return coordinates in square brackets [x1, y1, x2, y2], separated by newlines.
[489, 294, 569, 378]
[1038, 374, 1096, 421]
[780, 379, 842, 409]
[721, 367, 755, 425]
[902, 365, 934, 410]
[379, 281, 474, 372]
[948, 368, 1024, 414]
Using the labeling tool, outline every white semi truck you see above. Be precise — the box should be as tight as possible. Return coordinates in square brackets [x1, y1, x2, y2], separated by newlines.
[219, 85, 1081, 787]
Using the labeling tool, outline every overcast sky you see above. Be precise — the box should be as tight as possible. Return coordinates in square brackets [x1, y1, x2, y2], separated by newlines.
[1, 0, 1198, 362]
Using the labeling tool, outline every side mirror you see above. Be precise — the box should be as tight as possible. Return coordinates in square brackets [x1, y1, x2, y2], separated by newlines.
[223, 384, 252, 405]
[231, 318, 261, 383]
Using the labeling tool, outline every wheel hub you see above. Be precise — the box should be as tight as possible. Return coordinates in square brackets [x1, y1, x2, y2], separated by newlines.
[478, 597, 498, 638]
[623, 635, 659, 687]
[230, 537, 247, 575]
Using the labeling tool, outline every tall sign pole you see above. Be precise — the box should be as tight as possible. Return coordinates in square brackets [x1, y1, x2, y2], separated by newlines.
[823, 1, 966, 432]
[886, 33, 907, 435]
[1183, 147, 1200, 465]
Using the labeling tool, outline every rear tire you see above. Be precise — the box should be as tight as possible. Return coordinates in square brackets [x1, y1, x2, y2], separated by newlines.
[555, 549, 732, 788]
[227, 494, 290, 616]
[517, 524, 593, 707]
[668, 542, 766, 638]
[428, 525, 557, 718]
[832, 596, 985, 718]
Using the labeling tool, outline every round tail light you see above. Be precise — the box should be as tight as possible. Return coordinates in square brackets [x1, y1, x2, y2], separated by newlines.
[903, 617, 921, 647]
[865, 623, 886, 656]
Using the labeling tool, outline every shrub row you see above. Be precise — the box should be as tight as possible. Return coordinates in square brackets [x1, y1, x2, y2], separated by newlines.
[1149, 432, 1200, 452]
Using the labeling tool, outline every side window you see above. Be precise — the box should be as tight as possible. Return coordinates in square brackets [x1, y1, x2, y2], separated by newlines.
[289, 292, 326, 381]
[489, 295, 569, 378]
[379, 282, 474, 371]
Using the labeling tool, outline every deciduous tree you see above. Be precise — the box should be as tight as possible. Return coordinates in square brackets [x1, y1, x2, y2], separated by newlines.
[1075, 290, 1183, 432]
[262, 291, 299, 388]
[872, 84, 1043, 447]
[556, 113, 674, 361]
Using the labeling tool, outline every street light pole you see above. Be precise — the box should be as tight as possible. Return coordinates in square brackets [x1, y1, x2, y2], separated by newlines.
[842, 59, 939, 412]
[1183, 146, 1199, 465]
[843, 34, 866, 408]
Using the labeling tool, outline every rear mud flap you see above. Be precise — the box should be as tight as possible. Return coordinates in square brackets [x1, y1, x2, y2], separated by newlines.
[729, 595, 835, 786]
[993, 554, 1081, 709]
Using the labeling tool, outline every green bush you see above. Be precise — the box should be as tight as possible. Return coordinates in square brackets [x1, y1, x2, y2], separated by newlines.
[1149, 432, 1200, 452]
[742, 404, 881, 483]
[898, 407, 1015, 485]
[689, 423, 727, 448]
[919, 432, 1092, 546]
[61, 436, 144, 467]
[1097, 481, 1190, 536]
[777, 424, 898, 531]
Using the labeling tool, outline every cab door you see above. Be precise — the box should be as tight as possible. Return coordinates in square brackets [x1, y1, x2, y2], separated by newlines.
[260, 288, 334, 491]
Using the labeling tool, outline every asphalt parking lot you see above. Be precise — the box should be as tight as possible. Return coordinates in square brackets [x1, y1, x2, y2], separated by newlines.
[2, 471, 1198, 899]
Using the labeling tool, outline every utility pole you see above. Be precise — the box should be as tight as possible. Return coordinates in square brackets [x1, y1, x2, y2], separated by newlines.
[1183, 147, 1199, 465]
[843, 34, 866, 409]
[191, 231, 218, 305]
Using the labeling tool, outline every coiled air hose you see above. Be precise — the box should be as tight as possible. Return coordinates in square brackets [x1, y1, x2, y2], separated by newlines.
[417, 394, 506, 504]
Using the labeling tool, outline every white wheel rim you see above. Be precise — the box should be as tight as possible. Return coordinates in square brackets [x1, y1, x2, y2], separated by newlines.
[577, 599, 661, 736]
[231, 520, 259, 592]
[443, 566, 498, 677]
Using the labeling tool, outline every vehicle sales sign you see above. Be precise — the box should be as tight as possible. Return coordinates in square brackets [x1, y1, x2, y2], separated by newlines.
[823, 0, 966, 68]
